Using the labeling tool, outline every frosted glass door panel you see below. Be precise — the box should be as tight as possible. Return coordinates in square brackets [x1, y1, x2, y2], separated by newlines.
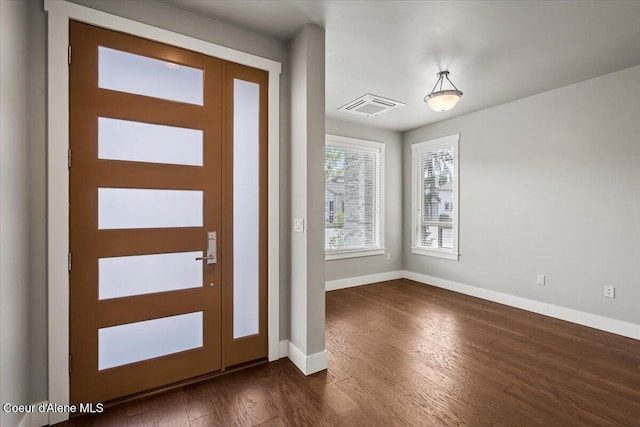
[99, 312, 203, 370]
[98, 47, 203, 105]
[99, 251, 203, 300]
[99, 118, 203, 166]
[233, 79, 260, 339]
[98, 188, 203, 229]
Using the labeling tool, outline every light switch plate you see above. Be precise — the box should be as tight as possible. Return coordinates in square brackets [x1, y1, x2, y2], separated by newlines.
[293, 217, 304, 233]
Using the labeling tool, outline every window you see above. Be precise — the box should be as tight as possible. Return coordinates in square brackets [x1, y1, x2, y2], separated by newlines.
[325, 135, 384, 260]
[411, 134, 459, 260]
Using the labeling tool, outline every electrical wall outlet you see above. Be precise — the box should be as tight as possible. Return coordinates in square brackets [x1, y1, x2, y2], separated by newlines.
[604, 285, 615, 298]
[386, 253, 391, 261]
[536, 274, 546, 285]
[293, 217, 304, 233]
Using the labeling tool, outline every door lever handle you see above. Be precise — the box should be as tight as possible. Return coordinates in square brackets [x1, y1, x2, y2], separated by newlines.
[197, 231, 217, 264]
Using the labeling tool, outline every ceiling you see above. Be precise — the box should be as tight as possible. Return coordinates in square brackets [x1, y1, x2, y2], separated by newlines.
[164, 0, 640, 132]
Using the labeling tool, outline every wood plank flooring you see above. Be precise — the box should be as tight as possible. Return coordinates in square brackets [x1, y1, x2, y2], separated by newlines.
[57, 279, 640, 426]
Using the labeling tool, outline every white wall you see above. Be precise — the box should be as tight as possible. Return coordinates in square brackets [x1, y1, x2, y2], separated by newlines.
[289, 24, 327, 361]
[404, 65, 640, 325]
[0, 1, 32, 425]
[325, 119, 403, 281]
[27, 0, 48, 404]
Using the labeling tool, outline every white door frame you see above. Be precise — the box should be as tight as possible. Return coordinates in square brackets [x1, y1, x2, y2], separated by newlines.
[44, 1, 281, 423]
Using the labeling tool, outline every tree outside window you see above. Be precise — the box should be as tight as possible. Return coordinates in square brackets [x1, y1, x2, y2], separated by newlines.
[325, 136, 384, 255]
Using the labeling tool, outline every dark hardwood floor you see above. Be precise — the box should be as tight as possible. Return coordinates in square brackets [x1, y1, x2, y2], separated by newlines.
[58, 279, 640, 426]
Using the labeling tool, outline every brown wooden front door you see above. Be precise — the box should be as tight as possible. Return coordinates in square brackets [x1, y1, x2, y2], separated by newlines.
[69, 21, 268, 405]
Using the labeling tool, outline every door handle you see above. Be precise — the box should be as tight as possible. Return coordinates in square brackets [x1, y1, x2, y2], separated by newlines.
[196, 231, 217, 264]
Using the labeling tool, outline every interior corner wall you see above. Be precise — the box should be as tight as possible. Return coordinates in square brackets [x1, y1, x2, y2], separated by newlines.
[0, 0, 32, 425]
[325, 119, 403, 281]
[28, 0, 48, 404]
[403, 64, 640, 326]
[279, 51, 292, 342]
[28, 0, 291, 403]
[289, 24, 326, 357]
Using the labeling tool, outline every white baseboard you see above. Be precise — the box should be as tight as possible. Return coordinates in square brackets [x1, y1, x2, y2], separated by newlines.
[403, 270, 640, 341]
[33, 403, 48, 427]
[325, 270, 404, 291]
[16, 401, 49, 427]
[284, 340, 328, 375]
[278, 339, 289, 358]
[17, 413, 29, 427]
[324, 269, 640, 340]
[305, 348, 329, 375]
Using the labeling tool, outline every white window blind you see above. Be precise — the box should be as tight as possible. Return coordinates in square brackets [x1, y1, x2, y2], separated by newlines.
[412, 134, 459, 260]
[325, 136, 384, 256]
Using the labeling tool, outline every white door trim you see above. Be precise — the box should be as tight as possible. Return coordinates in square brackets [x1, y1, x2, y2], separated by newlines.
[44, 1, 281, 423]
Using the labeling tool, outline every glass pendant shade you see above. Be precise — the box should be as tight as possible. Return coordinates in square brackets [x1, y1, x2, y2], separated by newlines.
[424, 71, 463, 112]
[425, 90, 462, 112]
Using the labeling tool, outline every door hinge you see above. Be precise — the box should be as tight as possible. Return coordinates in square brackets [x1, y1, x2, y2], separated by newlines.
[68, 46, 72, 66]
[69, 354, 72, 374]
[68, 149, 72, 168]
[68, 252, 72, 272]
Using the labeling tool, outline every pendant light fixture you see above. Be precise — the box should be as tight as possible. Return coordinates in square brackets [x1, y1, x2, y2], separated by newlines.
[424, 71, 463, 112]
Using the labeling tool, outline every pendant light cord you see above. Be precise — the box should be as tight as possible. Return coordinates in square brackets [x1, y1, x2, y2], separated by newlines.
[429, 74, 444, 95]
[429, 72, 460, 95]
[445, 74, 460, 92]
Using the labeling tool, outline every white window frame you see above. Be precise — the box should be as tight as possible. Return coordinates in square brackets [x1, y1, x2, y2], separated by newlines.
[411, 134, 460, 260]
[325, 135, 385, 260]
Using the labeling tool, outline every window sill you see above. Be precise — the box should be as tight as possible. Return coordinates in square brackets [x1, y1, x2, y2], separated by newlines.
[325, 248, 385, 261]
[411, 247, 459, 260]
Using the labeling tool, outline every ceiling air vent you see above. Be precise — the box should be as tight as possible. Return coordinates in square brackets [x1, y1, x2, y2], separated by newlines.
[338, 94, 405, 117]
